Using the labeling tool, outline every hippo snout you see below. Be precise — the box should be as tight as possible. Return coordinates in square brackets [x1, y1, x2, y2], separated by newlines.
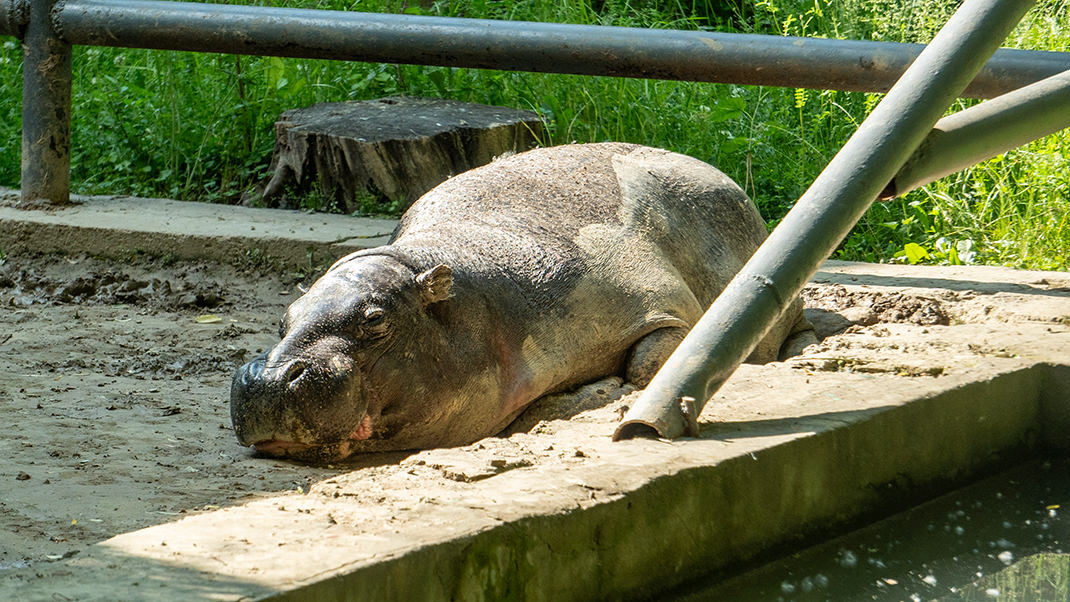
[230, 349, 371, 457]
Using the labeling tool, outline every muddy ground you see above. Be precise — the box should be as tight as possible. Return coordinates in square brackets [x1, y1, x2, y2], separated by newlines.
[1, 251, 1067, 581]
[0, 253, 345, 571]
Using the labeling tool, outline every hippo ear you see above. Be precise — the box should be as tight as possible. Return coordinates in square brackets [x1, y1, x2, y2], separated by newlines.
[416, 264, 453, 306]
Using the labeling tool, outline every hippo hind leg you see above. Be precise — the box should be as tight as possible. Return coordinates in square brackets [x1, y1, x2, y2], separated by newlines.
[624, 326, 689, 388]
[626, 314, 817, 387]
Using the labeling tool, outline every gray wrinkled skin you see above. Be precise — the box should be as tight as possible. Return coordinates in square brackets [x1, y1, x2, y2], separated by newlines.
[231, 143, 811, 462]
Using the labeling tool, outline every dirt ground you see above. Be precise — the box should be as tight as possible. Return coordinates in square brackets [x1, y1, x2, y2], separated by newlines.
[1, 251, 1068, 584]
[0, 253, 347, 571]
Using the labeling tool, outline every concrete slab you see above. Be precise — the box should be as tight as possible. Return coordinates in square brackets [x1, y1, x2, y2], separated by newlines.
[0, 188, 396, 268]
[0, 192, 1067, 601]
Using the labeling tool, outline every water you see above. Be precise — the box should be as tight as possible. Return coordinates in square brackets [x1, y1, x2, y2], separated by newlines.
[667, 457, 1069, 601]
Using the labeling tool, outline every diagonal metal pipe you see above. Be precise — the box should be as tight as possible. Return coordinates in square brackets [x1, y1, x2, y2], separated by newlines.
[52, 0, 1068, 99]
[882, 68, 1070, 199]
[614, 0, 1038, 441]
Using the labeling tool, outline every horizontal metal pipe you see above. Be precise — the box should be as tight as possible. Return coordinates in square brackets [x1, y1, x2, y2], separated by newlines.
[883, 68, 1070, 198]
[1, 0, 28, 38]
[614, 0, 1035, 441]
[55, 0, 1069, 98]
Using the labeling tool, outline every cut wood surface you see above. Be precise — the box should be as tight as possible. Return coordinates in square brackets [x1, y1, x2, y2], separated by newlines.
[252, 97, 544, 214]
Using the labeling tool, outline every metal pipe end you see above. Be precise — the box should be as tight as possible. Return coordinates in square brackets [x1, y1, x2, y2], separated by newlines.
[612, 420, 662, 441]
[612, 395, 700, 441]
[50, 0, 67, 41]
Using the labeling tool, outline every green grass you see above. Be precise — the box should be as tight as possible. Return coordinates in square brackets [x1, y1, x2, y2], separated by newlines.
[0, 0, 1066, 269]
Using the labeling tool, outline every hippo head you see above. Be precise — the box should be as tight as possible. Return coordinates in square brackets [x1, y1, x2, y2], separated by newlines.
[230, 250, 457, 463]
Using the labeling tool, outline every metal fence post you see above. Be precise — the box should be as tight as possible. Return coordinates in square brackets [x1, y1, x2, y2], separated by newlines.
[21, 0, 71, 205]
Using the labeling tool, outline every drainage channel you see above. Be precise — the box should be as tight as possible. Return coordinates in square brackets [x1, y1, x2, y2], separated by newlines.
[666, 456, 1069, 602]
[662, 364, 1069, 602]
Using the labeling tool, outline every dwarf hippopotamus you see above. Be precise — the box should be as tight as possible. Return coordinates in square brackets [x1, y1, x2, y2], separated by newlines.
[231, 142, 812, 462]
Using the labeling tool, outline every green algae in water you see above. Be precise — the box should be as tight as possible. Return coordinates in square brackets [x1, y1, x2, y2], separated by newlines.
[944, 553, 1069, 601]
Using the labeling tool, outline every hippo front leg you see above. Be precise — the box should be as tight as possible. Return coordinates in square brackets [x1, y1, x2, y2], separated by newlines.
[624, 326, 689, 388]
[778, 315, 819, 360]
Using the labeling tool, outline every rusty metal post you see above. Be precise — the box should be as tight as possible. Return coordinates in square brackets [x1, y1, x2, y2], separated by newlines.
[614, 0, 1037, 441]
[882, 68, 1070, 199]
[22, 0, 72, 204]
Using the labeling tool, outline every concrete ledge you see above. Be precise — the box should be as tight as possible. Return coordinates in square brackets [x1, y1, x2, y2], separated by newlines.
[1043, 364, 1070, 452]
[265, 366, 1061, 601]
[266, 367, 1055, 602]
[0, 188, 396, 267]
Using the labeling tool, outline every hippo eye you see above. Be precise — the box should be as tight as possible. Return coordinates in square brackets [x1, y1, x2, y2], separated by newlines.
[364, 306, 384, 324]
[360, 306, 389, 336]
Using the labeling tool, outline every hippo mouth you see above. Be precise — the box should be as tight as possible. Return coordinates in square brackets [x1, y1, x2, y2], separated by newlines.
[252, 414, 373, 462]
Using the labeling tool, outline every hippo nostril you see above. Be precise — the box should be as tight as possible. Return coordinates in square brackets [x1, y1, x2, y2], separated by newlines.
[283, 360, 307, 385]
[239, 358, 265, 387]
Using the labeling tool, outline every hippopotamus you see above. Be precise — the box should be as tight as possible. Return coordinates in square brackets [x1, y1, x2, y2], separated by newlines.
[231, 142, 812, 462]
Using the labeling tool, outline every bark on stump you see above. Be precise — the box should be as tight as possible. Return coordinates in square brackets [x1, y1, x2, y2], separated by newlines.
[252, 97, 544, 214]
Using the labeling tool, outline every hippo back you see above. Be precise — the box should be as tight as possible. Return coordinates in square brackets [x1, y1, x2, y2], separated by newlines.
[391, 142, 768, 313]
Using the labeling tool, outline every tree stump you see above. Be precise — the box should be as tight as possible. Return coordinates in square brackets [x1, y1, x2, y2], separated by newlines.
[251, 97, 544, 214]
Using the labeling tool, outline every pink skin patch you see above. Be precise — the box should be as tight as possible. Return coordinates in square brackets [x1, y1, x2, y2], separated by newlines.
[350, 414, 372, 440]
